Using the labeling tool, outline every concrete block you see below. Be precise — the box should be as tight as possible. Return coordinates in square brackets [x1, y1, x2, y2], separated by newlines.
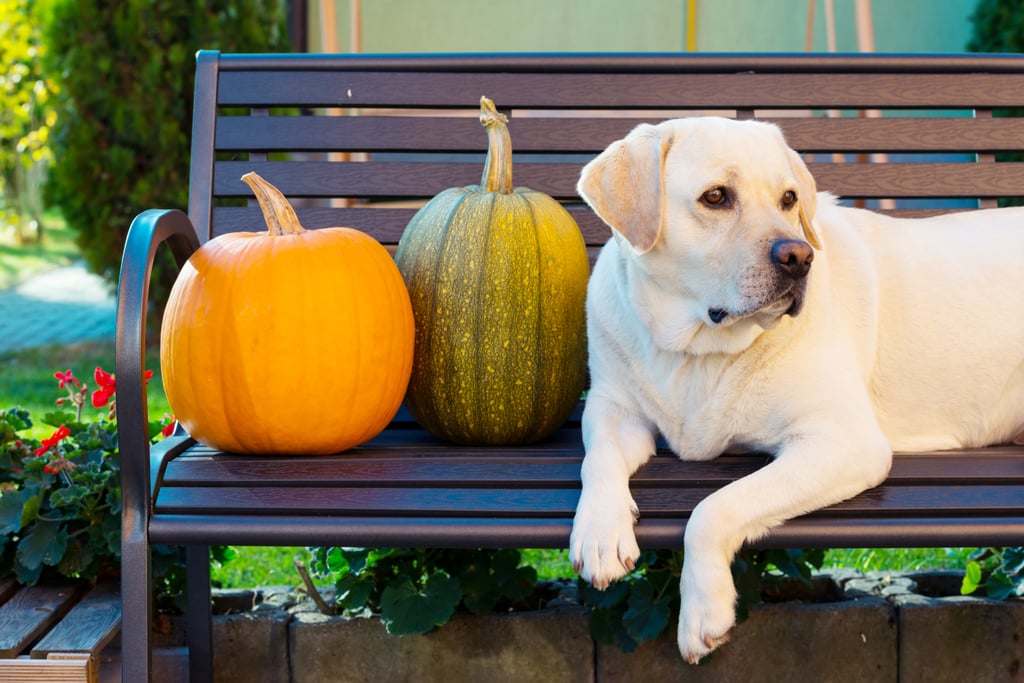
[213, 609, 292, 683]
[290, 606, 594, 683]
[598, 597, 897, 682]
[898, 597, 1024, 683]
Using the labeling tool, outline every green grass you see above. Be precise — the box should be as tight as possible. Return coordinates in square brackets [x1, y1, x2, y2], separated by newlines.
[0, 339, 172, 439]
[214, 546, 977, 591]
[0, 211, 79, 290]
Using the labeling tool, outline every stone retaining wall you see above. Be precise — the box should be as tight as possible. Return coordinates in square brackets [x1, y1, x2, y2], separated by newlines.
[110, 572, 1023, 682]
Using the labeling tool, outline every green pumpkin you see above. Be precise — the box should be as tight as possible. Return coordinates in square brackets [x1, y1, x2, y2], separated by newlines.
[395, 96, 589, 445]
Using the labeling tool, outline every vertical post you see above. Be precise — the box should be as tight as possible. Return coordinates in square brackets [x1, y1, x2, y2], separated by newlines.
[187, 545, 214, 683]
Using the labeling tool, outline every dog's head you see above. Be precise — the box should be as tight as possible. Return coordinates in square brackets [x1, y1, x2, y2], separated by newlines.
[578, 117, 821, 355]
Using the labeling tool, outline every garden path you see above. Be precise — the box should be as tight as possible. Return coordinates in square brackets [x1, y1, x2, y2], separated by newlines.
[0, 262, 116, 353]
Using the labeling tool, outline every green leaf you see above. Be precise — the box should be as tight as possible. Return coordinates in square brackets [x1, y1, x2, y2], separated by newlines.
[16, 520, 67, 570]
[622, 580, 671, 643]
[985, 570, 1016, 601]
[1001, 547, 1024, 576]
[380, 573, 461, 635]
[0, 490, 26, 535]
[588, 606, 639, 652]
[19, 489, 42, 529]
[334, 572, 374, 613]
[961, 560, 983, 595]
[341, 547, 372, 574]
[578, 578, 630, 610]
[49, 484, 91, 507]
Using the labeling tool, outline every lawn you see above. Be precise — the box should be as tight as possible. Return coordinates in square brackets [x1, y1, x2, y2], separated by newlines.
[0, 211, 79, 290]
[0, 215, 977, 590]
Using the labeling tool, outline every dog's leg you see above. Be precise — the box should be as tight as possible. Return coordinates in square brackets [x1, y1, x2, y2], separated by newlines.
[570, 394, 657, 588]
[677, 432, 891, 663]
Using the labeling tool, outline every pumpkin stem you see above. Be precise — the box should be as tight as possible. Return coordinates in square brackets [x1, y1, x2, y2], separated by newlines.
[480, 96, 513, 194]
[241, 171, 305, 236]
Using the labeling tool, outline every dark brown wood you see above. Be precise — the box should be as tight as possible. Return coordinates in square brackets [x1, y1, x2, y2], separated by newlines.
[215, 70, 1024, 109]
[215, 114, 1024, 155]
[31, 581, 121, 659]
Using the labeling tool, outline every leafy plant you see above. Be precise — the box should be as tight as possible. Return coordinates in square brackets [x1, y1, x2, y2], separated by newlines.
[0, 0, 58, 242]
[960, 547, 1024, 600]
[578, 547, 825, 653]
[307, 547, 538, 635]
[0, 366, 174, 586]
[42, 0, 291, 308]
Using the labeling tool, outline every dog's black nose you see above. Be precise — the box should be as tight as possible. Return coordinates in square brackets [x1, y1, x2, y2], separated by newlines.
[771, 239, 814, 279]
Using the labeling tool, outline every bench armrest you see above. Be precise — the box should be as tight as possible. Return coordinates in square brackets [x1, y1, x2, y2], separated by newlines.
[115, 209, 199, 532]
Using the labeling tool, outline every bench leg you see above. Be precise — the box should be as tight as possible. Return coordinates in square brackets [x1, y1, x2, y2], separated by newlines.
[187, 545, 214, 683]
[121, 531, 152, 682]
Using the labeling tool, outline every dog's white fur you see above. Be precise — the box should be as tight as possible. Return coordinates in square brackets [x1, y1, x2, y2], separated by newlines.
[570, 116, 1024, 663]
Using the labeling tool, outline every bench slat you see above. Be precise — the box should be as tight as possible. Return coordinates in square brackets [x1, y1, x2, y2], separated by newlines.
[0, 585, 82, 659]
[212, 160, 1024, 201]
[147, 513, 1024, 551]
[160, 443, 1024, 486]
[31, 581, 120, 660]
[216, 70, 1024, 110]
[152, 481, 1024, 517]
[215, 115, 1024, 155]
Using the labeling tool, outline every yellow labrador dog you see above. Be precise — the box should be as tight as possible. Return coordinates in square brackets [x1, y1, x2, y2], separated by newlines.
[570, 116, 1024, 663]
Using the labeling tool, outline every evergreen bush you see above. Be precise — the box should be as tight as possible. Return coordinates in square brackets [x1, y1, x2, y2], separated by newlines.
[43, 0, 291, 303]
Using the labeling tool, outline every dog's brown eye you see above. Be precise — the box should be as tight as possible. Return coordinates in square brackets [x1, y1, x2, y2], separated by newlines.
[781, 190, 797, 208]
[701, 187, 728, 206]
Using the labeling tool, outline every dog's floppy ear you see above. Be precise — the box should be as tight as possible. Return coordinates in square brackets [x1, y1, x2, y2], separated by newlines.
[577, 123, 673, 254]
[786, 146, 823, 250]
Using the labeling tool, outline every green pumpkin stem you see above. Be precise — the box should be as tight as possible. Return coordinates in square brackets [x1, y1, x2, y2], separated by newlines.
[241, 171, 306, 236]
[480, 96, 513, 194]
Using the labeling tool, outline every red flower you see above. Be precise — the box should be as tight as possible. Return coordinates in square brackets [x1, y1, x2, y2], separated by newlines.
[34, 424, 71, 457]
[161, 417, 178, 438]
[54, 369, 79, 390]
[91, 367, 116, 408]
[91, 366, 153, 408]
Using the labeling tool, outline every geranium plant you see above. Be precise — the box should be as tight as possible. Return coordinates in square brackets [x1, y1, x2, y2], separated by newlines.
[0, 367, 173, 585]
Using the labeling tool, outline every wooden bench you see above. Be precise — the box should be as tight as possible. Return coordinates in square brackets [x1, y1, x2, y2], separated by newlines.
[115, 51, 1024, 682]
[0, 578, 120, 683]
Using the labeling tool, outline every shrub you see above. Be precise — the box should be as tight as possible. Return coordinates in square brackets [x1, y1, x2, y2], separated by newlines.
[967, 0, 1024, 53]
[0, 0, 58, 242]
[42, 0, 290, 305]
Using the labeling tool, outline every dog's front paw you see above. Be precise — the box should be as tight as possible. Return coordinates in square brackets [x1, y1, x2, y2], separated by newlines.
[569, 489, 640, 589]
[677, 555, 738, 664]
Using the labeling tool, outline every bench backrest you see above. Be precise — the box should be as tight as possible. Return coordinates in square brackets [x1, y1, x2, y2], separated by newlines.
[189, 51, 1024, 254]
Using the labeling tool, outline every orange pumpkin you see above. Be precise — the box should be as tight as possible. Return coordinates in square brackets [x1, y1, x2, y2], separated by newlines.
[159, 172, 415, 455]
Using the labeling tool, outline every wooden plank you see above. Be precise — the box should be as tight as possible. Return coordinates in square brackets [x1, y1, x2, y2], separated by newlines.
[215, 114, 1024, 155]
[0, 579, 17, 606]
[0, 655, 92, 683]
[32, 581, 120, 660]
[0, 584, 82, 659]
[159, 443, 1024, 487]
[211, 159, 1024, 201]
[216, 70, 1024, 110]
[152, 480, 1024, 519]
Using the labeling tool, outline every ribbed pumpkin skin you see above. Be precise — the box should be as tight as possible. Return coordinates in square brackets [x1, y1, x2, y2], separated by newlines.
[161, 222, 415, 455]
[395, 184, 589, 445]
